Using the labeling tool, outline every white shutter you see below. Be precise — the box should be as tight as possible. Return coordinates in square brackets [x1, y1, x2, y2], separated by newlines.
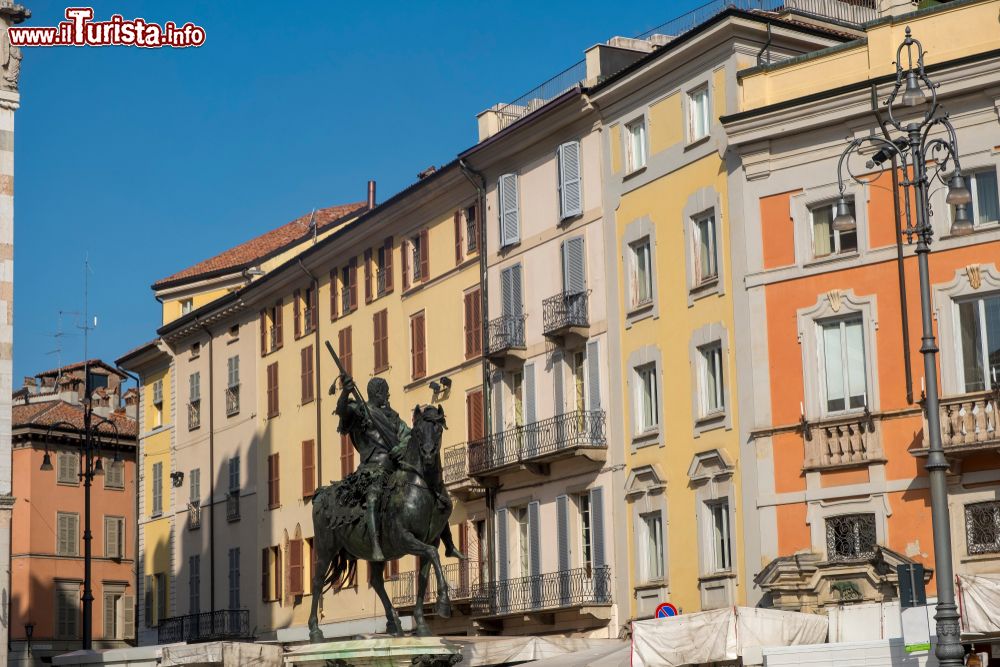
[523, 363, 536, 456]
[104, 593, 116, 639]
[562, 237, 586, 294]
[528, 501, 542, 608]
[558, 141, 582, 219]
[511, 264, 523, 313]
[499, 173, 520, 247]
[121, 594, 135, 639]
[557, 495, 571, 605]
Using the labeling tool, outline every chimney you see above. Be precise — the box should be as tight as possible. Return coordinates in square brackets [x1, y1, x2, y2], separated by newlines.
[367, 180, 377, 210]
[584, 37, 658, 87]
[417, 166, 437, 180]
[22, 376, 36, 395]
[123, 388, 139, 421]
[58, 376, 78, 405]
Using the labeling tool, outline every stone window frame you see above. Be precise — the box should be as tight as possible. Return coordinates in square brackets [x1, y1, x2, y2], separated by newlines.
[622, 216, 659, 327]
[688, 450, 737, 609]
[796, 289, 880, 420]
[682, 75, 713, 149]
[626, 346, 663, 451]
[806, 495, 890, 560]
[689, 322, 733, 437]
[621, 110, 649, 177]
[949, 486, 1000, 561]
[683, 187, 725, 306]
[932, 263, 1000, 396]
[790, 181, 869, 267]
[625, 464, 669, 587]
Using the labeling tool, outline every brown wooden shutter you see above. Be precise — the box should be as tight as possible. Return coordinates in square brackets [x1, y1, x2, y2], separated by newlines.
[402, 240, 411, 290]
[465, 288, 482, 358]
[464, 292, 474, 358]
[267, 363, 279, 417]
[309, 286, 318, 330]
[267, 453, 279, 508]
[410, 312, 426, 380]
[274, 546, 282, 602]
[274, 300, 284, 348]
[300, 346, 314, 404]
[469, 204, 480, 253]
[260, 310, 267, 356]
[383, 237, 394, 293]
[378, 311, 389, 372]
[293, 289, 301, 338]
[373, 311, 383, 371]
[454, 211, 463, 265]
[302, 440, 315, 498]
[338, 327, 353, 376]
[468, 389, 484, 441]
[262, 548, 270, 601]
[364, 249, 373, 303]
[329, 269, 338, 320]
[349, 258, 358, 310]
[419, 229, 430, 281]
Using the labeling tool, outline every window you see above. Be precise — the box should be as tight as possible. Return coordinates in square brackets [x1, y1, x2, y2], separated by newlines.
[340, 266, 352, 314]
[151, 461, 163, 516]
[572, 351, 586, 414]
[511, 371, 524, 428]
[180, 298, 193, 315]
[191, 342, 201, 358]
[57, 511, 79, 556]
[57, 583, 79, 639]
[364, 249, 374, 303]
[302, 439, 316, 499]
[104, 458, 124, 489]
[640, 512, 664, 581]
[410, 312, 426, 380]
[228, 547, 240, 609]
[467, 389, 485, 442]
[966, 501, 1000, 554]
[189, 468, 201, 505]
[811, 199, 857, 257]
[229, 455, 240, 494]
[466, 204, 480, 254]
[338, 326, 353, 376]
[58, 451, 78, 484]
[300, 345, 315, 404]
[464, 287, 482, 358]
[103, 588, 126, 639]
[699, 343, 725, 416]
[957, 293, 1000, 392]
[188, 371, 201, 430]
[954, 168, 999, 227]
[558, 140, 583, 219]
[410, 234, 422, 284]
[189, 554, 201, 614]
[289, 539, 304, 596]
[373, 309, 389, 372]
[709, 501, 732, 572]
[820, 317, 867, 413]
[151, 378, 164, 428]
[378, 236, 394, 295]
[514, 507, 530, 577]
[266, 362, 279, 418]
[825, 513, 877, 561]
[267, 453, 280, 509]
[692, 213, 718, 284]
[630, 239, 653, 308]
[302, 284, 316, 328]
[226, 355, 240, 416]
[260, 300, 283, 354]
[688, 85, 710, 142]
[579, 494, 593, 571]
[625, 118, 647, 172]
[498, 173, 520, 248]
[105, 516, 124, 559]
[340, 433, 355, 479]
[635, 363, 659, 433]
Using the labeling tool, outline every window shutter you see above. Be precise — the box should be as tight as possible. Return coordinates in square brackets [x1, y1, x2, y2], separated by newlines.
[472, 289, 482, 356]
[528, 501, 541, 579]
[275, 547, 283, 602]
[497, 508, 509, 581]
[330, 269, 338, 320]
[262, 548, 270, 601]
[364, 249, 373, 303]
[121, 594, 135, 639]
[380, 311, 389, 371]
[558, 141, 583, 219]
[339, 326, 353, 376]
[464, 292, 474, 358]
[105, 517, 118, 558]
[562, 237, 586, 294]
[302, 440, 315, 498]
[512, 264, 523, 313]
[411, 313, 426, 380]
[309, 286, 318, 329]
[293, 289, 301, 338]
[500, 268, 512, 319]
[402, 240, 411, 290]
[300, 347, 308, 403]
[467, 389, 484, 441]
[454, 211, 463, 265]
[499, 173, 520, 247]
[552, 350, 564, 413]
[492, 371, 503, 434]
[586, 340, 601, 411]
[523, 363, 536, 456]
[290, 539, 303, 595]
[260, 310, 267, 355]
[373, 312, 382, 371]
[556, 495, 570, 605]
[273, 453, 280, 507]
[104, 593, 116, 639]
[349, 258, 358, 310]
[419, 229, 430, 281]
[383, 237, 394, 293]
[144, 575, 153, 627]
[275, 300, 284, 348]
[590, 486, 607, 599]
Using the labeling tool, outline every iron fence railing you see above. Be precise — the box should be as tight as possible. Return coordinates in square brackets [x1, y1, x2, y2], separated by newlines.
[471, 566, 611, 617]
[542, 291, 589, 335]
[225, 385, 240, 416]
[390, 561, 484, 609]
[486, 314, 525, 355]
[468, 410, 606, 475]
[157, 609, 250, 644]
[226, 492, 240, 522]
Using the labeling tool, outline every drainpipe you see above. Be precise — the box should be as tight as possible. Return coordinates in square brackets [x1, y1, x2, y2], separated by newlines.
[297, 259, 324, 480]
[199, 324, 216, 612]
[459, 158, 496, 587]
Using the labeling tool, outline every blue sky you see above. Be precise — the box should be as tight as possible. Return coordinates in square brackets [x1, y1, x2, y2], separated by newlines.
[14, 0, 704, 381]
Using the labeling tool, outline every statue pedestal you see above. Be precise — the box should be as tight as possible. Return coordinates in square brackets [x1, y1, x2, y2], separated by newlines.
[285, 637, 462, 667]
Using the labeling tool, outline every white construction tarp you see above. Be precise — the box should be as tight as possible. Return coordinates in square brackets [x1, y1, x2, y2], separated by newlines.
[631, 607, 829, 667]
[959, 573, 1000, 635]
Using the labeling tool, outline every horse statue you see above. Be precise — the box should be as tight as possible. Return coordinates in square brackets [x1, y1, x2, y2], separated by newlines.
[307, 402, 454, 640]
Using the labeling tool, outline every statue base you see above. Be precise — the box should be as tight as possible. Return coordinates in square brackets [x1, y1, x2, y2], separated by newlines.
[285, 637, 462, 667]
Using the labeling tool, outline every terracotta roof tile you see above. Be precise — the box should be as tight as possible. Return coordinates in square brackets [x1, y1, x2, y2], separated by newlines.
[153, 201, 368, 289]
[13, 400, 138, 438]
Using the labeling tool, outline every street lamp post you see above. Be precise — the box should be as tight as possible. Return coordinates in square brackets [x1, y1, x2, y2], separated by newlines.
[834, 28, 972, 667]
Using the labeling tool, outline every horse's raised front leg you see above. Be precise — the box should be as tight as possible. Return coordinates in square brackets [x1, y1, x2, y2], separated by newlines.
[398, 531, 451, 619]
[413, 557, 433, 636]
[369, 561, 403, 637]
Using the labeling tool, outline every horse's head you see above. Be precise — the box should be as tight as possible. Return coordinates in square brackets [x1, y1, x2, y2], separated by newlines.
[411, 403, 447, 464]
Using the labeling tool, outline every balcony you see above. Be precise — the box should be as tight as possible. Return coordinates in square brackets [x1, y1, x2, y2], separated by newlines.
[442, 443, 486, 499]
[937, 390, 1000, 455]
[542, 291, 589, 339]
[389, 561, 483, 611]
[486, 314, 525, 361]
[225, 385, 240, 416]
[468, 410, 606, 476]
[226, 492, 240, 522]
[158, 609, 251, 644]
[471, 566, 611, 618]
[802, 409, 884, 471]
[188, 502, 201, 530]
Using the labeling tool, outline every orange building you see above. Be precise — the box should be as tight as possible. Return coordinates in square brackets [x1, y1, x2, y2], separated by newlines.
[723, 4, 1000, 612]
[8, 361, 138, 666]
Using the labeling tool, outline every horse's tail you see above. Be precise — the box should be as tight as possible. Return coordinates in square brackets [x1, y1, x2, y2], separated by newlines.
[324, 549, 357, 595]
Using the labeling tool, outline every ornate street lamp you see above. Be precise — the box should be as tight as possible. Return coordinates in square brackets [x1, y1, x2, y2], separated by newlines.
[834, 27, 968, 666]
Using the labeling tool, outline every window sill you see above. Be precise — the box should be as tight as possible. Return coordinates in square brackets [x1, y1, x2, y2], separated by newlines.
[632, 430, 661, 448]
[689, 277, 720, 301]
[623, 165, 647, 181]
[301, 397, 314, 406]
[627, 300, 654, 318]
[804, 251, 859, 269]
[684, 134, 711, 151]
[268, 504, 281, 511]
[634, 580, 668, 591]
[698, 571, 736, 583]
[960, 552, 1000, 564]
[695, 411, 726, 432]
[267, 412, 280, 420]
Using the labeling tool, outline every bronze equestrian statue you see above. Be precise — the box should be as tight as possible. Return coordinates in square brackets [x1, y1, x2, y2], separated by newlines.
[307, 342, 465, 640]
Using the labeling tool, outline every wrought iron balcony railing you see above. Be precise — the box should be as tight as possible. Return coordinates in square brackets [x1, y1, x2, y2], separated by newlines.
[542, 291, 588, 336]
[341, 287, 352, 315]
[442, 443, 486, 497]
[471, 566, 611, 617]
[269, 326, 279, 351]
[939, 390, 1000, 451]
[486, 314, 525, 356]
[225, 385, 240, 416]
[468, 410, 606, 476]
[377, 268, 389, 296]
[157, 609, 250, 644]
[802, 409, 883, 470]
[188, 502, 201, 530]
[303, 308, 315, 333]
[390, 561, 483, 609]
[187, 402, 201, 430]
[226, 492, 240, 522]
